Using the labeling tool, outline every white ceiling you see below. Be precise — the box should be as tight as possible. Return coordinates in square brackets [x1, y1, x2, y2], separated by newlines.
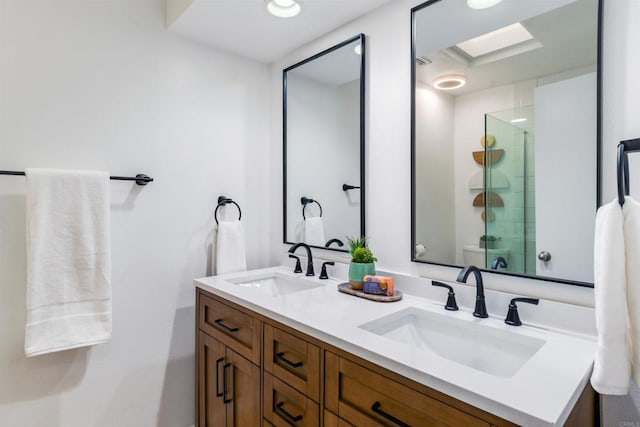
[415, 0, 598, 96]
[168, 0, 393, 64]
[288, 38, 361, 85]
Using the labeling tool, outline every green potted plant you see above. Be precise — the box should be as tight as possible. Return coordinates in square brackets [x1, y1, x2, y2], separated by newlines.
[347, 236, 377, 290]
[479, 234, 501, 249]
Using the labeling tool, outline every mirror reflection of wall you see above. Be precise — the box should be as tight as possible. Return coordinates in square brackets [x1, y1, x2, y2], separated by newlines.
[412, 0, 599, 285]
[284, 35, 365, 251]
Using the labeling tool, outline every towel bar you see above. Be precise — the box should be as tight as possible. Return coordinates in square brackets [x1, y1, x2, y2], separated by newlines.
[0, 170, 154, 186]
[215, 196, 242, 224]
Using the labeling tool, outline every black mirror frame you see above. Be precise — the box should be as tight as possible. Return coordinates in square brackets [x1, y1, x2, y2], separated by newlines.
[410, 0, 603, 288]
[282, 34, 366, 253]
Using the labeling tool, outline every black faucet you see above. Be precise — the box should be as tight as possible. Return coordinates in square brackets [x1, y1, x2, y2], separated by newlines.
[456, 265, 488, 318]
[491, 256, 508, 269]
[288, 243, 314, 276]
[324, 238, 344, 248]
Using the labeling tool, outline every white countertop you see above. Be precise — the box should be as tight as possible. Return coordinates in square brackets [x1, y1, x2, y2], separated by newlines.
[195, 266, 596, 426]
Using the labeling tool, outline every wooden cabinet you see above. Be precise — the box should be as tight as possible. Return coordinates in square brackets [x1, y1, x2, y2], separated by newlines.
[198, 293, 261, 365]
[324, 352, 490, 427]
[197, 331, 261, 427]
[264, 324, 321, 402]
[196, 289, 595, 427]
[264, 372, 320, 426]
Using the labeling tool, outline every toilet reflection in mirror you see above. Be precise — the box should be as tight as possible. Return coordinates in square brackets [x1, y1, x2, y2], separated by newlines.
[411, 0, 600, 285]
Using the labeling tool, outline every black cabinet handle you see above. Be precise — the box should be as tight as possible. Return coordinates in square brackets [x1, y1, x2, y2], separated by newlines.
[222, 363, 232, 404]
[275, 402, 303, 423]
[214, 319, 239, 333]
[215, 357, 224, 397]
[275, 352, 303, 368]
[371, 401, 410, 427]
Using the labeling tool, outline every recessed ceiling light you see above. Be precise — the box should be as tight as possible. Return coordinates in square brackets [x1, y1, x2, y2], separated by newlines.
[456, 23, 534, 58]
[433, 74, 466, 90]
[510, 118, 528, 123]
[467, 0, 503, 10]
[266, 0, 301, 18]
[354, 44, 362, 55]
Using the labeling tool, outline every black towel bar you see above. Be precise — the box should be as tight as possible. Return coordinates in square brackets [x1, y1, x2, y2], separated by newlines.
[0, 170, 153, 186]
[215, 196, 242, 224]
[617, 138, 640, 206]
[301, 196, 322, 219]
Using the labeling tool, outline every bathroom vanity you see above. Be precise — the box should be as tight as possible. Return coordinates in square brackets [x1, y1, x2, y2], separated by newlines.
[195, 268, 596, 426]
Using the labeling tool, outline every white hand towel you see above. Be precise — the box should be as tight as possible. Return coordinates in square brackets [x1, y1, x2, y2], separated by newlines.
[623, 197, 640, 386]
[216, 220, 247, 275]
[303, 217, 325, 247]
[25, 168, 111, 357]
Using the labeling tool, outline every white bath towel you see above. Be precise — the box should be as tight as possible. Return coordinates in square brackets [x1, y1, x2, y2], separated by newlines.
[216, 220, 247, 275]
[592, 199, 629, 394]
[623, 197, 640, 387]
[303, 217, 325, 247]
[25, 168, 112, 357]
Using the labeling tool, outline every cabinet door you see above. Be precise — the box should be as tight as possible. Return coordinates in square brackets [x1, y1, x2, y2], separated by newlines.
[225, 347, 261, 427]
[198, 332, 227, 427]
[325, 352, 490, 427]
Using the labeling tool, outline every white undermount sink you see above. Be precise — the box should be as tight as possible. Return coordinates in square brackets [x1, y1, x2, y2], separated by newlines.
[227, 272, 323, 297]
[359, 307, 545, 378]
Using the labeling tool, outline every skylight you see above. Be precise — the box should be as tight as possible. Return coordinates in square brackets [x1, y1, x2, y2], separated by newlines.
[456, 23, 534, 58]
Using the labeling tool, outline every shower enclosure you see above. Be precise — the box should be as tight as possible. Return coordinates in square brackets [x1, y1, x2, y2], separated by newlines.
[483, 106, 535, 274]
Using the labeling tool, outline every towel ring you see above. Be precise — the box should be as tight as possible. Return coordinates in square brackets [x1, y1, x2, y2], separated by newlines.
[215, 196, 241, 224]
[301, 196, 323, 220]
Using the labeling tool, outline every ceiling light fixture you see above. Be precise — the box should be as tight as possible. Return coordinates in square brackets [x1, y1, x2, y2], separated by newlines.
[466, 0, 503, 10]
[266, 0, 301, 18]
[510, 118, 528, 123]
[354, 44, 362, 55]
[433, 74, 466, 90]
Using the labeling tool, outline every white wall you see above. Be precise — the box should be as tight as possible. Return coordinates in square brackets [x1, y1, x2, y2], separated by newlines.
[285, 75, 360, 245]
[414, 83, 455, 262]
[535, 73, 597, 283]
[0, 1, 270, 425]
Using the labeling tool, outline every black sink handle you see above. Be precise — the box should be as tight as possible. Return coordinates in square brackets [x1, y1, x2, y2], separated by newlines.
[431, 281, 459, 311]
[505, 297, 540, 326]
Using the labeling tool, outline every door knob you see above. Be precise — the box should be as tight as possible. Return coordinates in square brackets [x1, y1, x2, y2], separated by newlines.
[537, 251, 551, 262]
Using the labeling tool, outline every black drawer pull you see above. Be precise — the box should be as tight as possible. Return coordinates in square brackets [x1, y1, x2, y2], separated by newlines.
[275, 402, 303, 423]
[223, 363, 232, 404]
[215, 357, 224, 397]
[214, 318, 239, 332]
[275, 352, 303, 368]
[371, 401, 410, 427]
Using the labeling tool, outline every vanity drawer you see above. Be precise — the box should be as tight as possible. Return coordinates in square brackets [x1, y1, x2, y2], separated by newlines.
[264, 372, 319, 427]
[325, 353, 489, 427]
[198, 292, 261, 365]
[264, 324, 321, 402]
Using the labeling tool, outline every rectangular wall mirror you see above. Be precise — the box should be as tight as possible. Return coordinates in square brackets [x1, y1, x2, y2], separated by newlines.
[283, 34, 366, 252]
[411, 0, 601, 286]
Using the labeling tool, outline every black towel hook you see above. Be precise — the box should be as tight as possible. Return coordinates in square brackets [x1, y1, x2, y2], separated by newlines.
[214, 196, 241, 224]
[617, 138, 640, 206]
[301, 196, 322, 220]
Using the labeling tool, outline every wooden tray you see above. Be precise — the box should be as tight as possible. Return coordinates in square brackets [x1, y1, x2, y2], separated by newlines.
[337, 283, 403, 302]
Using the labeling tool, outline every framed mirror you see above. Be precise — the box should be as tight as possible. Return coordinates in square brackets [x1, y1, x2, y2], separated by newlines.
[283, 34, 366, 252]
[411, 0, 601, 286]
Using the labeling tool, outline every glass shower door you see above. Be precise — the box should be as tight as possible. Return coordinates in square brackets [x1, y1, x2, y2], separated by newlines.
[484, 106, 535, 274]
